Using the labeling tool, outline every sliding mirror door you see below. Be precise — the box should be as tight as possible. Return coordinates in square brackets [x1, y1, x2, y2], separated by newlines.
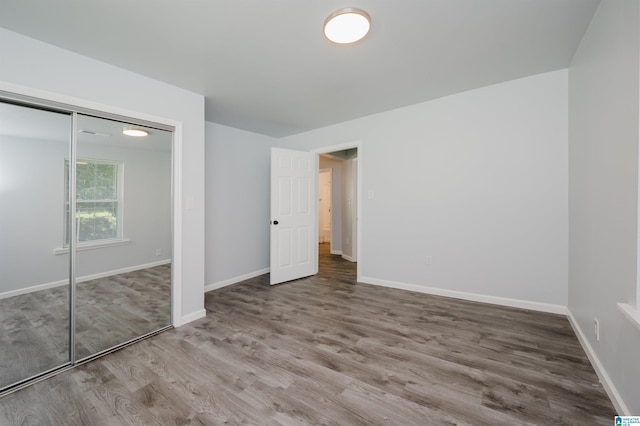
[0, 102, 72, 390]
[74, 114, 172, 360]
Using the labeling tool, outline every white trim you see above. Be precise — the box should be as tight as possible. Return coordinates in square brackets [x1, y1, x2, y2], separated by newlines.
[171, 122, 183, 327]
[567, 310, 630, 415]
[205, 268, 270, 293]
[0, 279, 68, 300]
[358, 276, 568, 315]
[330, 250, 343, 255]
[311, 141, 361, 155]
[175, 308, 206, 327]
[0, 82, 179, 130]
[53, 238, 131, 255]
[312, 140, 362, 282]
[341, 254, 356, 262]
[617, 303, 640, 332]
[0, 259, 171, 300]
[78, 259, 170, 283]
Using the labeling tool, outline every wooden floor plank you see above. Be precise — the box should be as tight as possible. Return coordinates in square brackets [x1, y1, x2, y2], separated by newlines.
[0, 265, 171, 390]
[0, 244, 616, 424]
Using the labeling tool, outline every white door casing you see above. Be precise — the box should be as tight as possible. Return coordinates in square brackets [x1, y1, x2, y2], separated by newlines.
[270, 147, 318, 285]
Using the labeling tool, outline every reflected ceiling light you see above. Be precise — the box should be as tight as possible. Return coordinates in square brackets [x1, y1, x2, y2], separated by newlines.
[324, 8, 371, 44]
[122, 128, 149, 137]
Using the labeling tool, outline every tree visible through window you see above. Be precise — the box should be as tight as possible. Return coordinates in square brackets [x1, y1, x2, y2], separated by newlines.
[65, 159, 121, 244]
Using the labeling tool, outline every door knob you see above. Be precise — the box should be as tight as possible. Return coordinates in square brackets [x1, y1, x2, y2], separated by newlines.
[273, 220, 279, 225]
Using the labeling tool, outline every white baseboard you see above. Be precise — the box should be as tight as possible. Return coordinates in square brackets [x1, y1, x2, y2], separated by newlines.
[341, 254, 356, 262]
[175, 308, 206, 327]
[567, 310, 629, 415]
[77, 259, 171, 283]
[358, 276, 567, 315]
[205, 267, 270, 293]
[330, 250, 343, 255]
[0, 259, 172, 300]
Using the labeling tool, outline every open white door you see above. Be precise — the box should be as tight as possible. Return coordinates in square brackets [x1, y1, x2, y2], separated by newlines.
[270, 147, 318, 285]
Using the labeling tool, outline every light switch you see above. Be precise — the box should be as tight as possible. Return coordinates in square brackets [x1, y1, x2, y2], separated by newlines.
[368, 190, 375, 199]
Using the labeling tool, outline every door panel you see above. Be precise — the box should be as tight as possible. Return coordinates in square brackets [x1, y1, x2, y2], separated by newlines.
[0, 101, 72, 391]
[270, 148, 317, 285]
[74, 114, 172, 361]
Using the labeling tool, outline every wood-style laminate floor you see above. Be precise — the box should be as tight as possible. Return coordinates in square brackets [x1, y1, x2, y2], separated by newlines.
[0, 265, 171, 391]
[0, 245, 615, 425]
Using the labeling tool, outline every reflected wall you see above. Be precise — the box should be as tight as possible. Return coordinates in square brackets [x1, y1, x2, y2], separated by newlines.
[0, 102, 71, 389]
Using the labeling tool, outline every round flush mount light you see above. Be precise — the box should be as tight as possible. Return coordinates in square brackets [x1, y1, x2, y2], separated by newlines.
[122, 128, 149, 137]
[324, 8, 371, 44]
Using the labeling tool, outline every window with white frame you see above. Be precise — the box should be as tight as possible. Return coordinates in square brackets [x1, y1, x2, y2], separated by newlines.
[64, 159, 123, 245]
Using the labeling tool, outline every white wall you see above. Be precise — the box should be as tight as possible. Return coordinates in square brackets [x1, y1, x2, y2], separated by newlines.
[568, 0, 640, 414]
[279, 70, 569, 310]
[0, 27, 206, 324]
[0, 134, 171, 294]
[205, 122, 276, 288]
[319, 156, 343, 253]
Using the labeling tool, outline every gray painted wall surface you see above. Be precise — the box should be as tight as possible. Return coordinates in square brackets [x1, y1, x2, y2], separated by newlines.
[342, 158, 357, 261]
[278, 70, 569, 306]
[205, 122, 275, 286]
[568, 0, 640, 413]
[0, 133, 171, 294]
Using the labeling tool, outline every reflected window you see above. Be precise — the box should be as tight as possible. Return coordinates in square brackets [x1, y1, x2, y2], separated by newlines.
[64, 158, 123, 244]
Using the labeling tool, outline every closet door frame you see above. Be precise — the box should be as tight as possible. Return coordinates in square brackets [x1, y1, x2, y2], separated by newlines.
[0, 89, 177, 397]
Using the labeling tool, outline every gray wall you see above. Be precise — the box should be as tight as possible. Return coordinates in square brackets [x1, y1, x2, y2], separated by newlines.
[205, 122, 276, 287]
[342, 157, 357, 261]
[568, 0, 640, 414]
[278, 70, 569, 309]
[0, 133, 171, 294]
[0, 135, 69, 292]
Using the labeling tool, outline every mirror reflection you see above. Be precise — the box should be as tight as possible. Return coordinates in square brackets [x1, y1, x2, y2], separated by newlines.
[0, 102, 72, 390]
[0, 102, 173, 392]
[74, 114, 172, 360]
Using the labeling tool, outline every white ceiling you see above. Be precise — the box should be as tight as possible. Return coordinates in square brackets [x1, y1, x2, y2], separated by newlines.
[0, 0, 599, 137]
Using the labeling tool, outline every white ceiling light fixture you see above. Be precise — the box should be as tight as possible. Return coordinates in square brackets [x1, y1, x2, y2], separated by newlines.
[324, 8, 371, 44]
[122, 128, 149, 137]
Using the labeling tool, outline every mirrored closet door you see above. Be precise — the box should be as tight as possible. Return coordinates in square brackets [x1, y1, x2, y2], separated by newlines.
[74, 114, 172, 360]
[0, 99, 173, 394]
[0, 102, 72, 390]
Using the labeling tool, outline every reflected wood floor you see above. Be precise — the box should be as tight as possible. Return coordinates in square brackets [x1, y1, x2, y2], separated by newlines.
[0, 245, 615, 425]
[0, 265, 171, 390]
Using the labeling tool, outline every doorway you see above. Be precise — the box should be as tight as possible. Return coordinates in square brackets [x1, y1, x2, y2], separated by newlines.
[269, 142, 361, 285]
[318, 147, 358, 274]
